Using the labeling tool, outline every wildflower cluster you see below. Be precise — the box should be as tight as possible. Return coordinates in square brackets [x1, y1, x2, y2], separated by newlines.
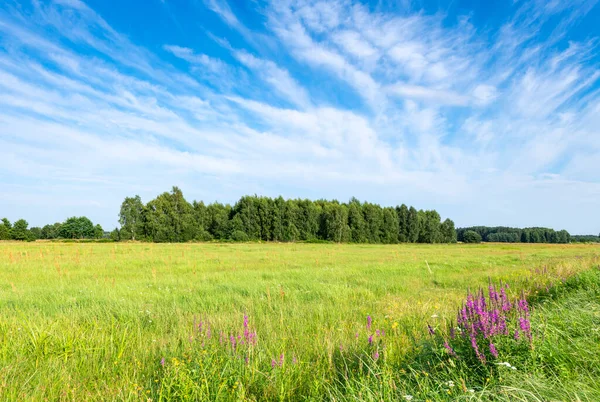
[365, 315, 385, 361]
[185, 315, 258, 366]
[443, 280, 532, 364]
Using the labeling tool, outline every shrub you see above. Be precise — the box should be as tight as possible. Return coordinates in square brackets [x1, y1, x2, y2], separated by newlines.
[195, 229, 213, 241]
[229, 230, 249, 242]
[463, 230, 482, 243]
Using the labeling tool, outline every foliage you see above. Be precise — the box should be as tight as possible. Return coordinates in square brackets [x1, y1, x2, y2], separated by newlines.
[118, 188, 455, 244]
[41, 223, 62, 239]
[110, 227, 121, 241]
[462, 230, 482, 243]
[11, 219, 29, 240]
[28, 227, 42, 240]
[457, 226, 570, 244]
[59, 216, 95, 239]
[571, 234, 600, 243]
[94, 224, 104, 239]
[0, 218, 11, 240]
[440, 218, 457, 243]
[119, 195, 144, 240]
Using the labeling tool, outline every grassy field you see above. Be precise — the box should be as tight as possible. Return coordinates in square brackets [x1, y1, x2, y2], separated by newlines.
[0, 242, 598, 401]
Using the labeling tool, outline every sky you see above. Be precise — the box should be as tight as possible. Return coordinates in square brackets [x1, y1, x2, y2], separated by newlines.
[0, 0, 599, 234]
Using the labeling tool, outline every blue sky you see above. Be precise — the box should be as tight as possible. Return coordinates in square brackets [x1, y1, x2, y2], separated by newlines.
[1, 0, 599, 234]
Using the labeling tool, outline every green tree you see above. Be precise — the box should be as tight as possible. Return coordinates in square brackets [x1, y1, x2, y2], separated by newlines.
[270, 197, 285, 241]
[110, 228, 121, 241]
[396, 204, 409, 242]
[206, 202, 231, 240]
[407, 207, 419, 243]
[144, 187, 196, 242]
[282, 199, 301, 242]
[41, 222, 62, 239]
[440, 218, 457, 243]
[192, 201, 212, 240]
[417, 210, 442, 243]
[382, 207, 399, 244]
[348, 198, 367, 243]
[362, 203, 383, 243]
[59, 217, 95, 239]
[11, 219, 29, 240]
[0, 218, 11, 240]
[322, 202, 349, 242]
[231, 196, 261, 240]
[119, 195, 144, 240]
[463, 230, 482, 243]
[94, 224, 104, 239]
[297, 199, 320, 240]
[29, 227, 42, 240]
[257, 197, 272, 241]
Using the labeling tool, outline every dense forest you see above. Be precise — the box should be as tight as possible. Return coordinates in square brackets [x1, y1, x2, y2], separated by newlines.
[113, 187, 456, 244]
[0, 216, 104, 241]
[456, 226, 571, 244]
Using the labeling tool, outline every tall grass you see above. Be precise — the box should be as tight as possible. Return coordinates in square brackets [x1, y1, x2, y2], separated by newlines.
[0, 242, 598, 400]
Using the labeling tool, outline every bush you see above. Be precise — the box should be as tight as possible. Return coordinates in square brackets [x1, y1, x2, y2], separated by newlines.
[195, 230, 213, 242]
[463, 230, 482, 243]
[229, 230, 249, 242]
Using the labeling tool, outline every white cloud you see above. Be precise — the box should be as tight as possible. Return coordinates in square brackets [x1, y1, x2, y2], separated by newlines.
[233, 51, 311, 108]
[388, 83, 470, 106]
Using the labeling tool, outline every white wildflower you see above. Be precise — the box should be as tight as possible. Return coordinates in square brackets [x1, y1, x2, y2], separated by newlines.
[403, 395, 413, 401]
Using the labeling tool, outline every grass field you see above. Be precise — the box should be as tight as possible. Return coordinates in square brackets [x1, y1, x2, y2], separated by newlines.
[0, 242, 599, 401]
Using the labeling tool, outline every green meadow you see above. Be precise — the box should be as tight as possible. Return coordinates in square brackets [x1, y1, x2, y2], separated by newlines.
[0, 242, 599, 401]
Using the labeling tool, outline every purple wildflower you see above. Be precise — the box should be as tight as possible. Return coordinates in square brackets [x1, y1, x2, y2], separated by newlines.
[160, 357, 165, 367]
[368, 335, 373, 344]
[367, 315, 372, 330]
[271, 359, 276, 368]
[471, 335, 485, 364]
[489, 343, 498, 358]
[518, 296, 529, 314]
[373, 351, 380, 361]
[444, 341, 458, 358]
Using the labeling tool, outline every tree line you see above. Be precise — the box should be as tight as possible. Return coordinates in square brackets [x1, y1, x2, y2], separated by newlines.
[0, 217, 104, 241]
[570, 234, 600, 243]
[114, 187, 457, 244]
[456, 226, 571, 244]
